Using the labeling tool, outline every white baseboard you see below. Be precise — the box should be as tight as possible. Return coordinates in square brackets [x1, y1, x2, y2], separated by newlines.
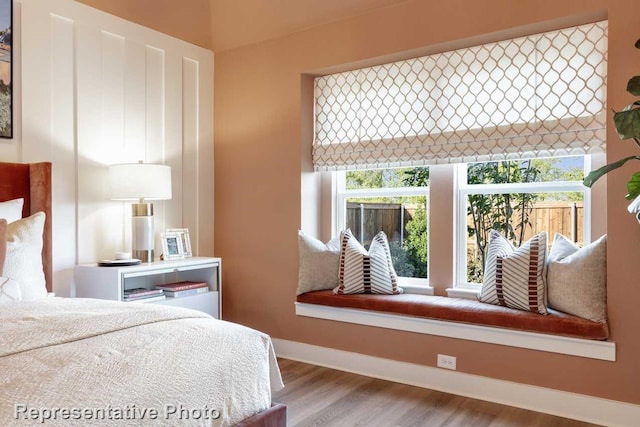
[272, 338, 640, 427]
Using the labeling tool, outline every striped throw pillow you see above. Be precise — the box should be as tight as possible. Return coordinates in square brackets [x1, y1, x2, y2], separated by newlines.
[333, 229, 402, 295]
[479, 230, 548, 315]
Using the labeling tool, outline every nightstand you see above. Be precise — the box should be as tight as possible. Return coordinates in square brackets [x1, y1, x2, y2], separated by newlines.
[75, 257, 222, 318]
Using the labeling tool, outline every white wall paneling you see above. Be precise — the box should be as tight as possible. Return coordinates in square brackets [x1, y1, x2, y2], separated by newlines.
[182, 58, 199, 255]
[13, 0, 214, 296]
[145, 45, 167, 256]
[163, 50, 184, 253]
[197, 57, 214, 257]
[49, 13, 77, 293]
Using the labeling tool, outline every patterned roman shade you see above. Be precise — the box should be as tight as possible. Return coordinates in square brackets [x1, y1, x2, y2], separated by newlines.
[313, 21, 608, 171]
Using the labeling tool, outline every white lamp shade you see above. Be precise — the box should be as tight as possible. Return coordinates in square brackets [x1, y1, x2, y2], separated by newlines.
[109, 163, 172, 200]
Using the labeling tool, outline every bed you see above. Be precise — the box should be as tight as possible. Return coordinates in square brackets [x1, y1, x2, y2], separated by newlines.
[0, 162, 287, 426]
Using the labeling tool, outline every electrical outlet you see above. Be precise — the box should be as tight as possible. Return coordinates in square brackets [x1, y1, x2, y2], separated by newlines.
[437, 354, 456, 370]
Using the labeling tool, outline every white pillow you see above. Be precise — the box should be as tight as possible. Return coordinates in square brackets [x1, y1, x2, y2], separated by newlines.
[547, 234, 607, 322]
[0, 198, 24, 223]
[297, 231, 341, 295]
[0, 276, 22, 303]
[479, 230, 548, 314]
[4, 212, 47, 300]
[333, 229, 402, 295]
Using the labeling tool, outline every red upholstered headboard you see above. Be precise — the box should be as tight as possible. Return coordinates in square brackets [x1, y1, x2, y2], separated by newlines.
[0, 162, 53, 292]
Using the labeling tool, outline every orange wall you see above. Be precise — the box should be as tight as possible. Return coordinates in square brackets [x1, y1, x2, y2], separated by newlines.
[75, 0, 212, 49]
[214, 0, 640, 404]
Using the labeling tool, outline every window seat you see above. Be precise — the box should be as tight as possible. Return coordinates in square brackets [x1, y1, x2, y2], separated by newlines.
[296, 290, 609, 341]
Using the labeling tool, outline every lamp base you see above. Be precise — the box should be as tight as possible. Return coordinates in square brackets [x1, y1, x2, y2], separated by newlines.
[132, 249, 154, 263]
[132, 203, 155, 263]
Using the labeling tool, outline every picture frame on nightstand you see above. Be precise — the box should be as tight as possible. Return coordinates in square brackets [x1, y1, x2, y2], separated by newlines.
[167, 228, 192, 258]
[161, 232, 184, 260]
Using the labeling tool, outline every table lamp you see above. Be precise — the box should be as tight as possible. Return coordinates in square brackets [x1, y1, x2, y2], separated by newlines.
[109, 161, 172, 262]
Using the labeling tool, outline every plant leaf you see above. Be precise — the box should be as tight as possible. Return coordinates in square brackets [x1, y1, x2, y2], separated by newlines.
[626, 172, 640, 200]
[583, 155, 640, 187]
[614, 104, 640, 139]
[628, 76, 640, 96]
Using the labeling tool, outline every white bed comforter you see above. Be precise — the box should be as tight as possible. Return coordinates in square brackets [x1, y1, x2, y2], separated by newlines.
[0, 298, 283, 426]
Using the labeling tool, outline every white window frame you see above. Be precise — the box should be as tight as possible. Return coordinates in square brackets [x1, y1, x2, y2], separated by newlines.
[334, 171, 432, 293]
[455, 156, 592, 291]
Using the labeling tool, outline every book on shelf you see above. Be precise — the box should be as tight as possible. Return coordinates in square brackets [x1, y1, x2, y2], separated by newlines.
[155, 281, 208, 292]
[124, 294, 166, 303]
[123, 288, 164, 298]
[163, 287, 209, 298]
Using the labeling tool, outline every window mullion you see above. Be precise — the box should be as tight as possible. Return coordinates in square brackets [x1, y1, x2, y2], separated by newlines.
[455, 164, 469, 290]
[342, 187, 429, 198]
[460, 181, 585, 195]
[426, 164, 456, 292]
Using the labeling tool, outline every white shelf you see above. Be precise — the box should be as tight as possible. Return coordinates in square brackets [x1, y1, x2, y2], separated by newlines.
[75, 257, 222, 318]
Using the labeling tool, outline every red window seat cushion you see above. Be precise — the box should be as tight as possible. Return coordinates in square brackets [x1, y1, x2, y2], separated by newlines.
[296, 290, 609, 340]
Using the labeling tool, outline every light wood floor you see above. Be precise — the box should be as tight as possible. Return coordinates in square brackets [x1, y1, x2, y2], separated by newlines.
[272, 359, 601, 427]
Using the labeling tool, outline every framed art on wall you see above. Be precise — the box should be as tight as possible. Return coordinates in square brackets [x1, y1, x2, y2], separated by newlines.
[0, 0, 11, 138]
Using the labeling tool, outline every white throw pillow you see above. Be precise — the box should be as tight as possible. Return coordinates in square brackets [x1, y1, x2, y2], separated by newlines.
[333, 229, 402, 295]
[547, 234, 607, 322]
[4, 212, 47, 300]
[297, 231, 341, 295]
[0, 276, 22, 303]
[479, 230, 548, 314]
[0, 198, 24, 223]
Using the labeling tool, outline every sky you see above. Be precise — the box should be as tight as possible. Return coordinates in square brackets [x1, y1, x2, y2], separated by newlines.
[558, 156, 584, 171]
[0, 0, 10, 32]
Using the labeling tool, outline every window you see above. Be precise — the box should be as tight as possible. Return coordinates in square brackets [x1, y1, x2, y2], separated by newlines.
[336, 168, 429, 281]
[333, 156, 592, 291]
[456, 156, 590, 288]
[317, 21, 607, 294]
